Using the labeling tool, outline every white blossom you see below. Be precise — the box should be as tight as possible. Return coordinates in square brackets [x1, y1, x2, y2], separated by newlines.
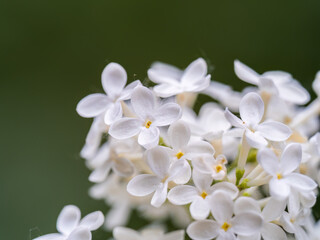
[234, 60, 310, 105]
[148, 58, 210, 98]
[258, 143, 317, 200]
[109, 86, 181, 149]
[127, 146, 191, 207]
[225, 92, 292, 149]
[187, 191, 263, 240]
[34, 205, 104, 240]
[76, 62, 141, 125]
[168, 170, 238, 220]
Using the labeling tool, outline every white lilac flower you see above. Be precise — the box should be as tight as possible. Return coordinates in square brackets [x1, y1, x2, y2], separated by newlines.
[127, 146, 191, 207]
[280, 206, 311, 240]
[187, 191, 263, 240]
[89, 173, 146, 230]
[113, 227, 185, 240]
[168, 170, 238, 220]
[80, 115, 107, 159]
[303, 133, 320, 184]
[236, 197, 287, 240]
[34, 205, 104, 240]
[76, 62, 141, 125]
[147, 58, 210, 98]
[109, 86, 182, 149]
[258, 143, 317, 200]
[165, 120, 215, 161]
[87, 138, 141, 182]
[234, 60, 310, 105]
[192, 154, 228, 180]
[225, 92, 292, 149]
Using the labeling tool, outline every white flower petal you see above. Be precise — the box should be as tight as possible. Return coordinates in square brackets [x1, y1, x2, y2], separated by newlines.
[147, 146, 171, 178]
[109, 118, 142, 139]
[88, 163, 112, 183]
[113, 157, 135, 177]
[131, 86, 155, 120]
[211, 182, 239, 200]
[232, 212, 263, 236]
[79, 211, 104, 231]
[285, 173, 317, 191]
[67, 227, 91, 240]
[269, 178, 290, 199]
[187, 220, 219, 240]
[257, 148, 279, 176]
[257, 121, 292, 142]
[118, 80, 141, 101]
[104, 102, 123, 125]
[181, 58, 207, 87]
[153, 103, 182, 126]
[105, 203, 130, 230]
[151, 182, 168, 207]
[234, 60, 260, 85]
[138, 126, 160, 149]
[224, 108, 244, 128]
[57, 205, 81, 235]
[245, 130, 268, 149]
[148, 62, 182, 84]
[163, 230, 185, 240]
[168, 120, 191, 150]
[169, 159, 192, 184]
[193, 169, 213, 192]
[261, 198, 286, 222]
[113, 227, 140, 240]
[210, 191, 233, 222]
[185, 141, 215, 158]
[127, 174, 159, 196]
[76, 94, 110, 118]
[101, 63, 127, 99]
[234, 197, 260, 215]
[279, 143, 301, 175]
[239, 92, 264, 126]
[153, 83, 181, 98]
[168, 185, 198, 205]
[184, 75, 210, 92]
[33, 233, 65, 240]
[261, 223, 287, 240]
[277, 81, 310, 105]
[190, 197, 210, 220]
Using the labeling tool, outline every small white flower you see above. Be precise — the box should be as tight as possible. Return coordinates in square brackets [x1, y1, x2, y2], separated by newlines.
[168, 170, 238, 220]
[234, 60, 310, 105]
[127, 146, 191, 207]
[225, 92, 292, 149]
[34, 205, 104, 240]
[109, 86, 182, 149]
[236, 197, 287, 240]
[113, 226, 185, 240]
[166, 120, 215, 161]
[192, 155, 228, 180]
[76, 62, 141, 125]
[148, 58, 211, 98]
[187, 191, 263, 240]
[258, 143, 317, 200]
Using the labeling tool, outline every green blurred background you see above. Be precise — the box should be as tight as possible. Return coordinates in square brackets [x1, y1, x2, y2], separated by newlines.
[1, 0, 320, 239]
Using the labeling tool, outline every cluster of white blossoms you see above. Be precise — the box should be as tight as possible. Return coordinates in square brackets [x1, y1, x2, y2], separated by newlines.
[35, 59, 320, 240]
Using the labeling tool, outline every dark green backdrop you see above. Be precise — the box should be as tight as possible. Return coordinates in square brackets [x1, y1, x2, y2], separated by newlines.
[1, 1, 320, 239]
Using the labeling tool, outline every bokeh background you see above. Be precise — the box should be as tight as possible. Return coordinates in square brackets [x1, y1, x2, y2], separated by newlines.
[1, 0, 320, 239]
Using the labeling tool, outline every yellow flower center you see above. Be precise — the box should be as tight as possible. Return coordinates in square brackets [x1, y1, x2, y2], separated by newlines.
[176, 151, 184, 159]
[277, 173, 283, 180]
[221, 222, 231, 232]
[215, 164, 223, 173]
[145, 120, 152, 129]
[200, 191, 208, 199]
